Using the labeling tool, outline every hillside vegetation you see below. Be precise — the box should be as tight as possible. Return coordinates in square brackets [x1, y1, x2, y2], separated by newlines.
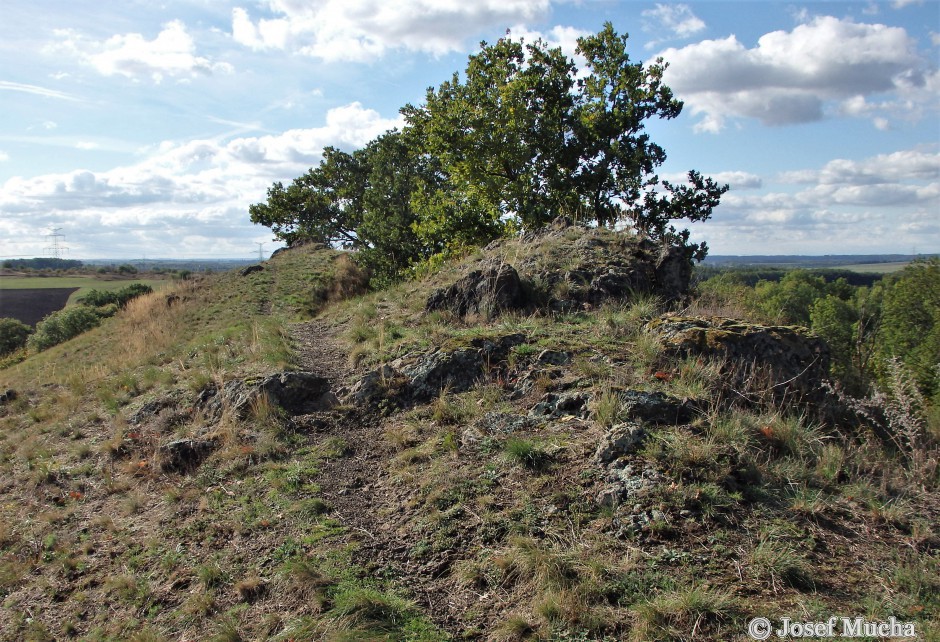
[0, 230, 937, 641]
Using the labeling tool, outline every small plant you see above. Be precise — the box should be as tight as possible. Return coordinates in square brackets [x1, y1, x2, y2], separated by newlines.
[504, 437, 551, 470]
[750, 535, 815, 591]
[593, 385, 622, 429]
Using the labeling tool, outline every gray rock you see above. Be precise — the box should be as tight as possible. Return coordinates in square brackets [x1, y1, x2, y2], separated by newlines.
[426, 263, 526, 318]
[595, 464, 666, 508]
[240, 264, 264, 276]
[160, 438, 216, 472]
[619, 390, 695, 425]
[198, 371, 335, 419]
[0, 389, 17, 406]
[528, 391, 592, 420]
[404, 348, 485, 401]
[536, 349, 571, 366]
[345, 365, 405, 406]
[594, 422, 647, 465]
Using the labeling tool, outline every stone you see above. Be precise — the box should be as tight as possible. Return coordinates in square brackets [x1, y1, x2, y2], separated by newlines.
[536, 349, 571, 366]
[404, 348, 485, 402]
[618, 390, 694, 425]
[529, 391, 592, 420]
[426, 263, 526, 318]
[240, 264, 264, 276]
[649, 315, 831, 401]
[198, 371, 335, 419]
[0, 389, 17, 406]
[594, 422, 647, 465]
[345, 365, 405, 406]
[160, 438, 216, 472]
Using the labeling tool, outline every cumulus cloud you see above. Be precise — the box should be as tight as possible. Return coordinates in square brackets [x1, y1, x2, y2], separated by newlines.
[50, 21, 233, 83]
[0, 103, 402, 258]
[642, 4, 705, 48]
[696, 147, 940, 254]
[659, 16, 934, 132]
[231, 0, 550, 61]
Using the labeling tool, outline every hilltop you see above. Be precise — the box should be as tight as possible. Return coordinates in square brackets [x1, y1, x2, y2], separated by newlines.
[0, 226, 937, 641]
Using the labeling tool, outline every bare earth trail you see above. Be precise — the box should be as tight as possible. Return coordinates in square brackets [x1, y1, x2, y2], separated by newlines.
[289, 319, 465, 632]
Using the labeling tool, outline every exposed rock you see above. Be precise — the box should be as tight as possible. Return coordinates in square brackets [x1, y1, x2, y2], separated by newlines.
[596, 464, 666, 509]
[160, 438, 216, 472]
[240, 264, 264, 276]
[537, 349, 571, 366]
[649, 315, 830, 401]
[594, 422, 647, 465]
[198, 371, 335, 419]
[618, 390, 695, 425]
[130, 396, 178, 425]
[404, 348, 485, 401]
[344, 365, 410, 409]
[426, 263, 525, 318]
[0, 389, 17, 406]
[529, 391, 592, 420]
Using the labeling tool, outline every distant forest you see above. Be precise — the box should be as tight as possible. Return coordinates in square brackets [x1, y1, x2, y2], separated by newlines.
[2, 258, 83, 270]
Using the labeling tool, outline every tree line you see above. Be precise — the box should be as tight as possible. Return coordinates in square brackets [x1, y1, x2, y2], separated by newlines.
[250, 23, 728, 285]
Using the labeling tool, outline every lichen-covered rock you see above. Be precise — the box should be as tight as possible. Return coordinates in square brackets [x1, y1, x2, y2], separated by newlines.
[594, 422, 647, 465]
[426, 263, 525, 318]
[649, 315, 830, 401]
[403, 348, 485, 401]
[618, 390, 695, 425]
[529, 391, 592, 419]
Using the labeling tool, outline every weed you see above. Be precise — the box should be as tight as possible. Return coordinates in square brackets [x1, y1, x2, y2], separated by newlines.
[504, 437, 551, 470]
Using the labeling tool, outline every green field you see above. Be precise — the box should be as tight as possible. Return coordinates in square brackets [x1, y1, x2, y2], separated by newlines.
[835, 261, 910, 274]
[0, 275, 168, 304]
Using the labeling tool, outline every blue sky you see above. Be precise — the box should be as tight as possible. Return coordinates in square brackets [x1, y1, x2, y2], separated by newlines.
[0, 1, 937, 259]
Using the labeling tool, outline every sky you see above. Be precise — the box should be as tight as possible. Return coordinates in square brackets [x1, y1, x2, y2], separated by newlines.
[0, 1, 938, 260]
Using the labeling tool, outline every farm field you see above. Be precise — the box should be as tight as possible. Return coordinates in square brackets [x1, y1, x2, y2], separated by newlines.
[836, 261, 911, 273]
[0, 276, 168, 326]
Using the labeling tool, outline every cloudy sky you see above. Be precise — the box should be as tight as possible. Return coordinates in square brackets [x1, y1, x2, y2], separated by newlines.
[1, 1, 938, 259]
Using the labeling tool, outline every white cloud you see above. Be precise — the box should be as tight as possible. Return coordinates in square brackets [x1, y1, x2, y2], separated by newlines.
[0, 103, 402, 258]
[710, 171, 763, 190]
[0, 80, 81, 102]
[0, 151, 9, 162]
[642, 4, 706, 44]
[231, 0, 550, 62]
[698, 147, 940, 253]
[659, 16, 934, 132]
[50, 21, 233, 83]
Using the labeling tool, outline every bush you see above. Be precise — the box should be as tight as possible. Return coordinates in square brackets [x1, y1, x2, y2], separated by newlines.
[77, 284, 153, 309]
[28, 306, 101, 352]
[0, 318, 31, 356]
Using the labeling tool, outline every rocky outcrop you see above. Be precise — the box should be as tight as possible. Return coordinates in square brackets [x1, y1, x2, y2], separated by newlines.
[240, 264, 264, 276]
[426, 263, 525, 318]
[198, 371, 336, 419]
[427, 226, 695, 319]
[649, 316, 830, 401]
[160, 438, 217, 472]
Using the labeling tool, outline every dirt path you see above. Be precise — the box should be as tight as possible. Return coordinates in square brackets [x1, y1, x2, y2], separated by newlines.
[288, 319, 464, 631]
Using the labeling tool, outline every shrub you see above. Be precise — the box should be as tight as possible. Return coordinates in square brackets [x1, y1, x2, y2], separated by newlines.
[28, 306, 101, 352]
[0, 317, 31, 356]
[78, 283, 153, 309]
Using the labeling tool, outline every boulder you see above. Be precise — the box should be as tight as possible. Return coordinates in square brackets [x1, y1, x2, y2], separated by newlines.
[198, 371, 335, 419]
[649, 316, 830, 402]
[426, 263, 526, 318]
[0, 389, 17, 406]
[404, 348, 485, 401]
[160, 438, 216, 472]
[618, 390, 695, 425]
[240, 264, 264, 276]
[344, 365, 410, 409]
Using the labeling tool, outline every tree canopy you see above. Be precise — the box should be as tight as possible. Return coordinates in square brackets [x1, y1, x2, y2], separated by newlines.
[250, 23, 728, 282]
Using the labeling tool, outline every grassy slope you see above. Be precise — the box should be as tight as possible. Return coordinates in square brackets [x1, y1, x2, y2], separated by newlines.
[0, 236, 937, 641]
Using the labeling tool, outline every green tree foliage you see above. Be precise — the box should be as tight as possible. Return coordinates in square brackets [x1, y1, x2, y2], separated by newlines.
[250, 23, 728, 283]
[0, 318, 31, 356]
[878, 259, 940, 398]
[28, 307, 101, 352]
